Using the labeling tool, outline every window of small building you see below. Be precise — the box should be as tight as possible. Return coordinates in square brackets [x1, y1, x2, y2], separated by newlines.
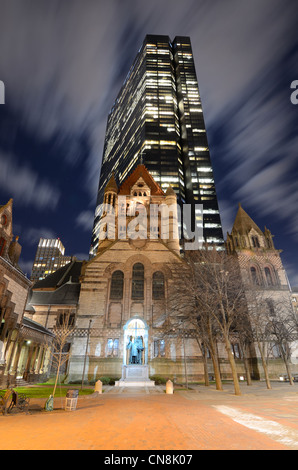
[264, 267, 274, 286]
[132, 263, 144, 299]
[266, 299, 275, 316]
[250, 266, 260, 285]
[107, 338, 119, 357]
[152, 271, 165, 299]
[110, 270, 124, 299]
[251, 236, 260, 248]
[231, 343, 241, 358]
[154, 339, 165, 357]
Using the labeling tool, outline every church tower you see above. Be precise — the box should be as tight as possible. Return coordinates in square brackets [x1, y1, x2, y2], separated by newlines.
[226, 204, 295, 378]
[67, 164, 183, 384]
[226, 203, 289, 289]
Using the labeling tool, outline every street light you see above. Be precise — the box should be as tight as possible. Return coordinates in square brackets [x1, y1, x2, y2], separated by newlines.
[81, 319, 92, 390]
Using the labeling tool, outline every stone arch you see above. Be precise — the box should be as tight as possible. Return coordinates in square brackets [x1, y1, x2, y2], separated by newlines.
[249, 264, 263, 286]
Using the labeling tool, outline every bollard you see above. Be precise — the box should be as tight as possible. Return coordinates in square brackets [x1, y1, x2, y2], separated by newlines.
[94, 379, 102, 394]
[166, 379, 173, 394]
[44, 394, 54, 412]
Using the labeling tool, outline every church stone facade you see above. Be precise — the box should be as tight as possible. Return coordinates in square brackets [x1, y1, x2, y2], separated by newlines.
[227, 204, 297, 377]
[25, 166, 298, 384]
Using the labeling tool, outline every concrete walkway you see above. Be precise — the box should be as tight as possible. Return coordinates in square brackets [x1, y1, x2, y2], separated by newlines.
[1, 382, 298, 450]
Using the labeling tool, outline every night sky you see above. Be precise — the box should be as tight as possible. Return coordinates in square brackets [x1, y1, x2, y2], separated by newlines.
[0, 0, 298, 286]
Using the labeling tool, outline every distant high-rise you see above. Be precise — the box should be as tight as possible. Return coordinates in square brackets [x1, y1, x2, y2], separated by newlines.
[90, 35, 224, 256]
[30, 238, 72, 282]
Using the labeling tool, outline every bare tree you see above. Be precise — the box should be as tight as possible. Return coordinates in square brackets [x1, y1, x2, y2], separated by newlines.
[51, 312, 75, 398]
[265, 297, 297, 385]
[167, 247, 248, 396]
[242, 293, 272, 389]
[244, 287, 298, 387]
[164, 261, 223, 390]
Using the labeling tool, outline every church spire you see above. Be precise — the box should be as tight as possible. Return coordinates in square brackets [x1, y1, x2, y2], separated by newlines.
[231, 204, 263, 236]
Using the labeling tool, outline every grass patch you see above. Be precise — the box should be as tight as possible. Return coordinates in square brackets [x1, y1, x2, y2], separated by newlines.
[0, 385, 94, 399]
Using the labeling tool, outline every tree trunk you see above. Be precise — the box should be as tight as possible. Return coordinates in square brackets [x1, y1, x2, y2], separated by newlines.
[280, 343, 294, 385]
[195, 338, 209, 386]
[225, 337, 241, 396]
[240, 342, 252, 385]
[209, 339, 223, 391]
[258, 341, 271, 390]
[202, 353, 210, 386]
[52, 347, 62, 398]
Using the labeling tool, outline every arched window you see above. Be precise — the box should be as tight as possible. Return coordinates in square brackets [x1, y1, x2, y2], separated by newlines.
[265, 267, 273, 286]
[132, 263, 144, 299]
[152, 271, 165, 299]
[250, 266, 260, 285]
[110, 270, 124, 299]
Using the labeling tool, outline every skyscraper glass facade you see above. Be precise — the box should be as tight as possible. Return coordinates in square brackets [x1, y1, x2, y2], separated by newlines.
[90, 35, 223, 256]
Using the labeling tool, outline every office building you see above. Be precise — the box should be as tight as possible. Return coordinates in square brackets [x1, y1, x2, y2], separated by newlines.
[90, 35, 224, 256]
[30, 238, 72, 282]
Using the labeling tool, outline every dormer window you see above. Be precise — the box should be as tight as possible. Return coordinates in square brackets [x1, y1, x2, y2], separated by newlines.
[251, 236, 260, 248]
[131, 177, 151, 197]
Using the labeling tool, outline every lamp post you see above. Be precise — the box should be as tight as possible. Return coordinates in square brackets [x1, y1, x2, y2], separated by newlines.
[81, 319, 92, 390]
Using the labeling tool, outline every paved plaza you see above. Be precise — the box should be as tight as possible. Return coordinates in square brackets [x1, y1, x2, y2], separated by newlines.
[1, 382, 298, 451]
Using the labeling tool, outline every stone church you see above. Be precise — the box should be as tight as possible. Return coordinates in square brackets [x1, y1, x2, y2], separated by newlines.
[25, 165, 297, 384]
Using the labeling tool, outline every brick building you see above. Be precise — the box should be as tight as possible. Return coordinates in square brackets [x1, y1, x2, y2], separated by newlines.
[0, 199, 53, 387]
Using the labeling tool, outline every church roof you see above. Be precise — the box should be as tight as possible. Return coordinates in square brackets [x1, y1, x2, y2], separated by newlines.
[165, 185, 176, 197]
[231, 203, 263, 236]
[22, 316, 54, 336]
[27, 282, 81, 306]
[32, 259, 83, 290]
[104, 173, 118, 193]
[26, 259, 83, 308]
[118, 164, 164, 196]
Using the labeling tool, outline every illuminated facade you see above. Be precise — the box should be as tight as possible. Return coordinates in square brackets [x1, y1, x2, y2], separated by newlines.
[90, 35, 224, 256]
[25, 173, 298, 384]
[30, 238, 72, 282]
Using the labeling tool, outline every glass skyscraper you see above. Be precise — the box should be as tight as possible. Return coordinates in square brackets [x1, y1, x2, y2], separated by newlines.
[90, 35, 224, 256]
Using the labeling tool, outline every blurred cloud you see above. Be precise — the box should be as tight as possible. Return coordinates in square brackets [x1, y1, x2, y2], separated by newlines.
[1, 0, 296, 201]
[0, 150, 60, 209]
[21, 226, 57, 246]
[18, 258, 34, 277]
[75, 210, 95, 232]
[0, 0, 297, 281]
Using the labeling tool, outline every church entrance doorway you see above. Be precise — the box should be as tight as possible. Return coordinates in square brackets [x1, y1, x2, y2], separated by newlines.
[116, 317, 154, 386]
[123, 317, 148, 365]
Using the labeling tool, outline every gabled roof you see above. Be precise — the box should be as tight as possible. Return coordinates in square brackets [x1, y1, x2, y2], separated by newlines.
[27, 282, 81, 306]
[118, 164, 164, 196]
[231, 203, 263, 236]
[32, 259, 83, 290]
[27, 259, 83, 308]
